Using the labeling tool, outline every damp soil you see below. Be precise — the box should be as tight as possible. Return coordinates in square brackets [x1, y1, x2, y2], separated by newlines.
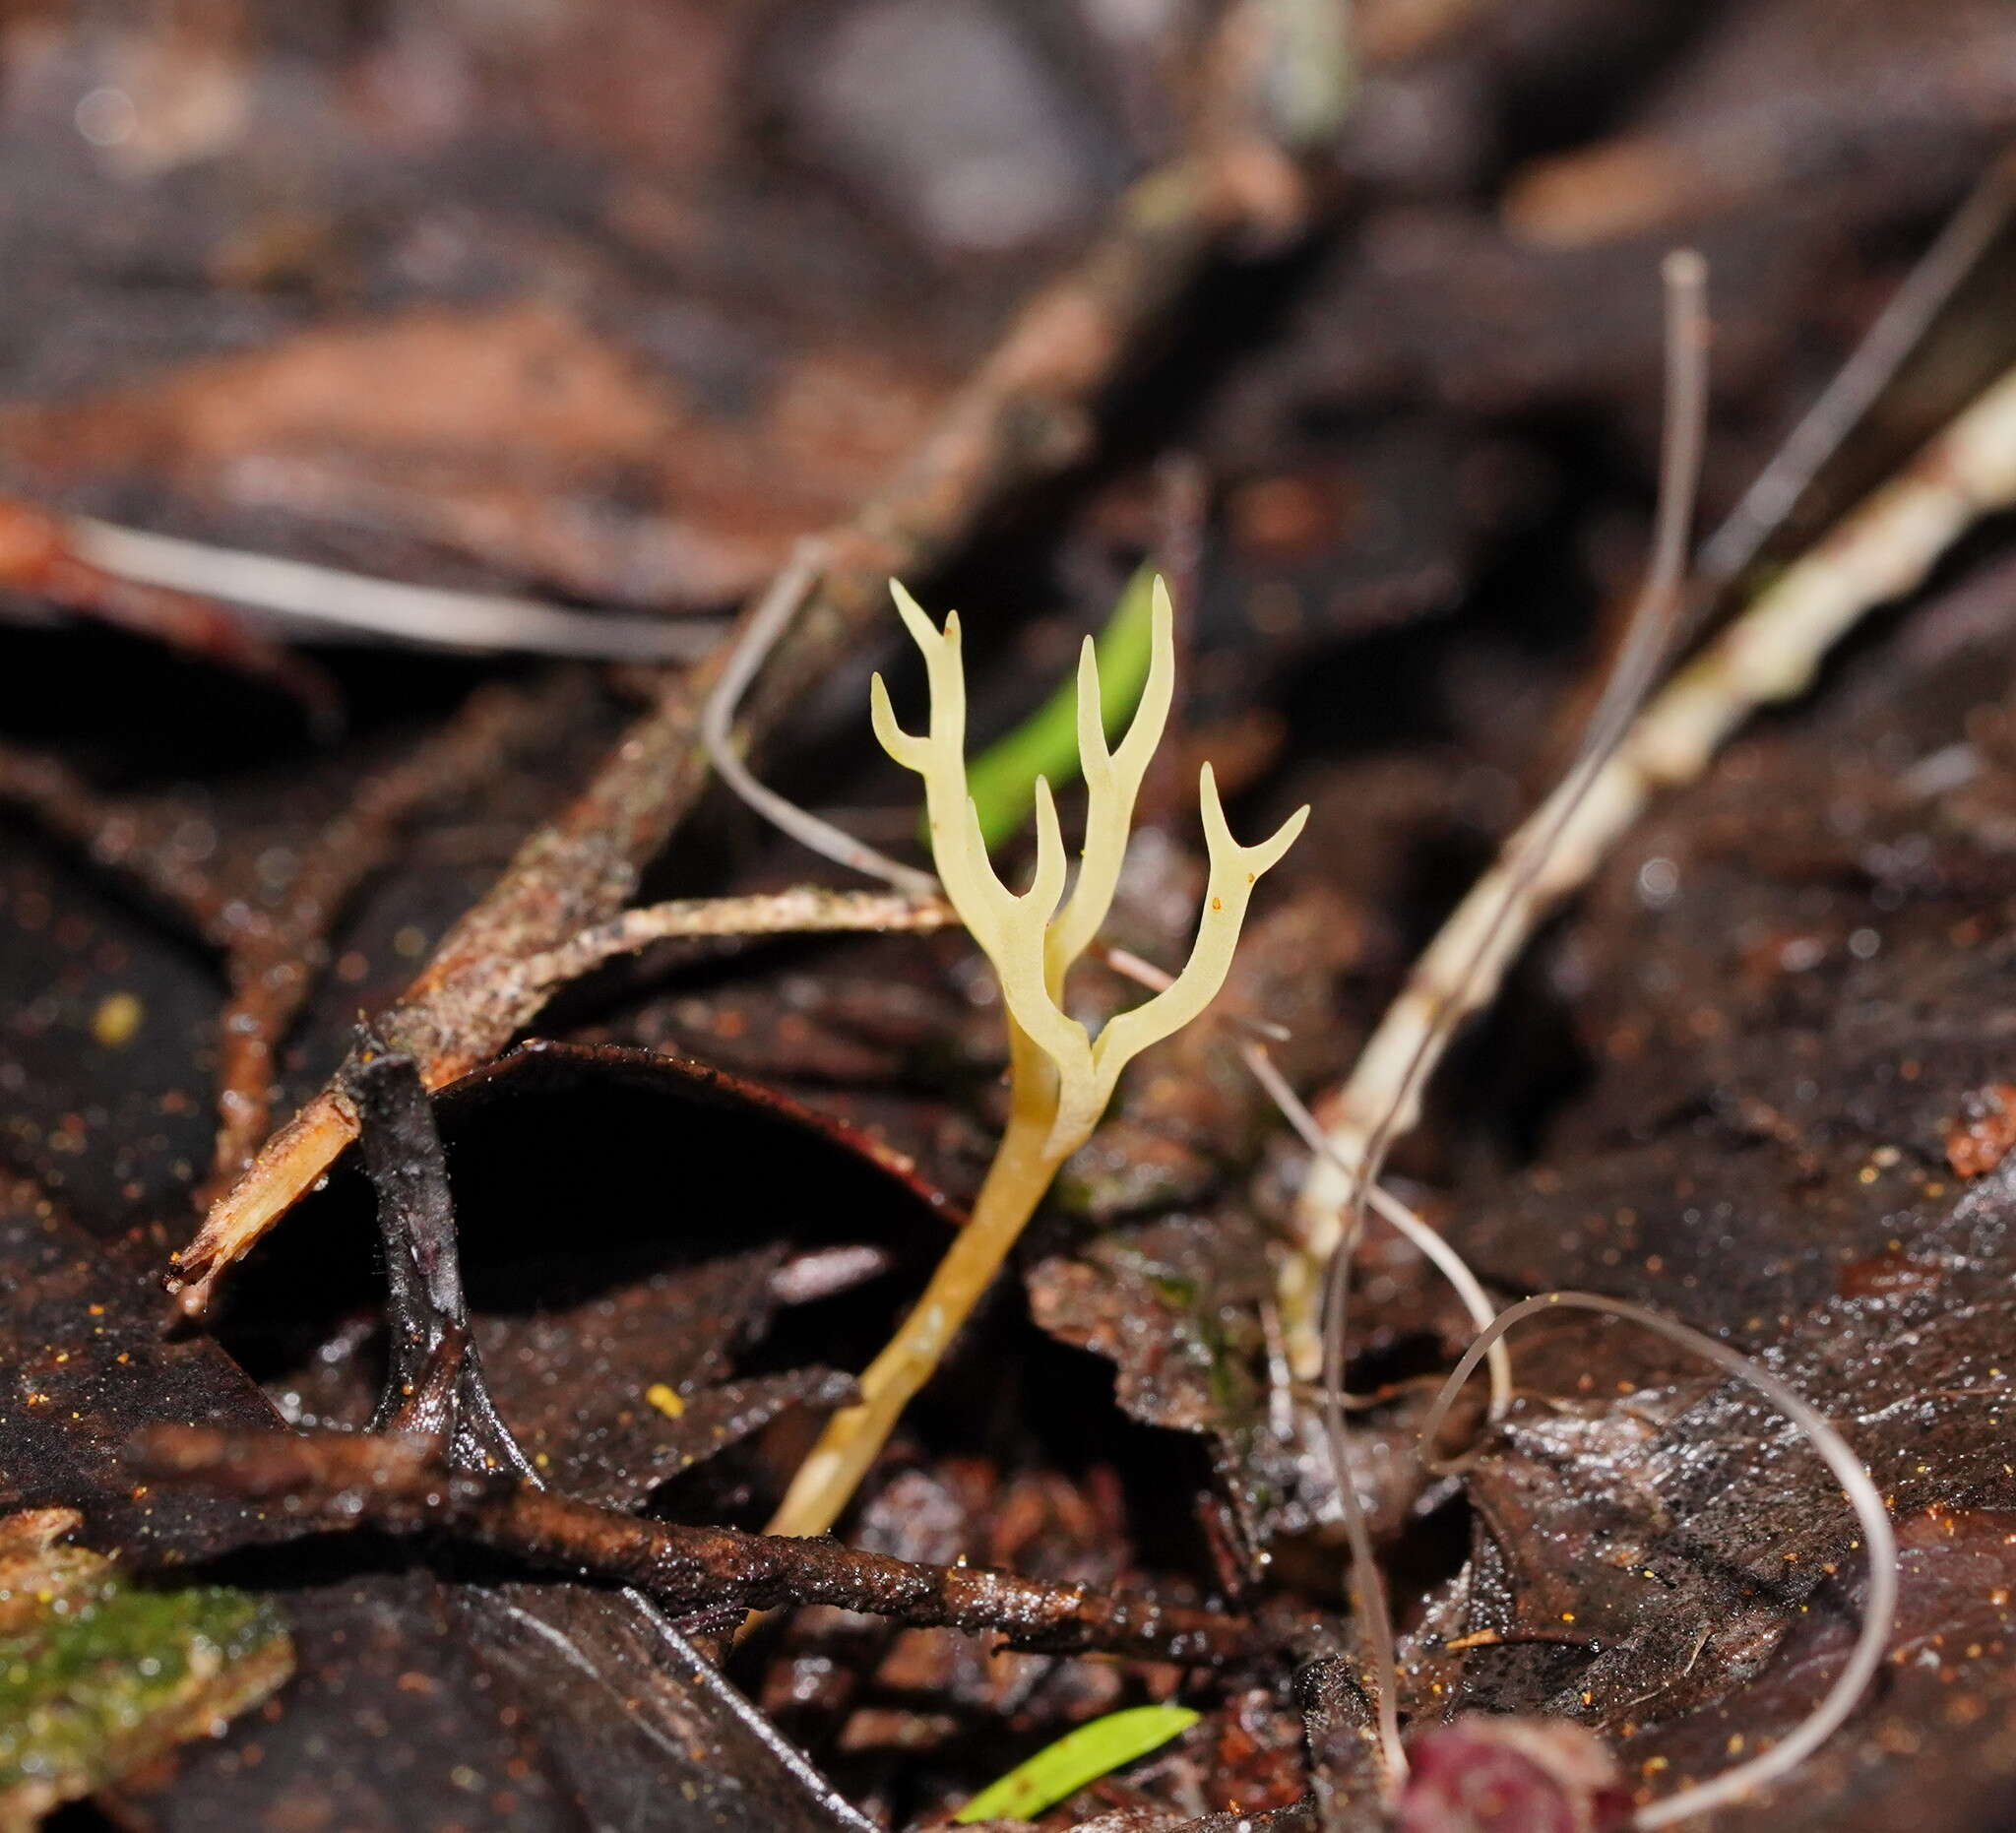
[5, 4, 2016, 1830]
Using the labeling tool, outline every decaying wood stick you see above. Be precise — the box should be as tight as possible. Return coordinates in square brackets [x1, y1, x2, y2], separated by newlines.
[205, 679, 562, 1199]
[0, 738, 237, 944]
[170, 6, 1325, 1311]
[1282, 355, 2016, 1374]
[138, 1422, 1267, 1668]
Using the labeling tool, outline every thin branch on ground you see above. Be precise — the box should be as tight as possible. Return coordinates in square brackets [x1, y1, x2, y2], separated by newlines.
[137, 1422, 1268, 1667]
[206, 680, 563, 1199]
[0, 738, 236, 946]
[172, 0, 1330, 1311]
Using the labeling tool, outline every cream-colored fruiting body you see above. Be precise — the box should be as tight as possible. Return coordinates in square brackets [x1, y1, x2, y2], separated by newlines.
[768, 577, 1306, 1541]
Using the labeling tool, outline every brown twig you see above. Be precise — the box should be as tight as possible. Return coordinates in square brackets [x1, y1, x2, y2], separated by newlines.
[204, 679, 565, 1199]
[0, 738, 236, 945]
[137, 1422, 1266, 1667]
[510, 887, 958, 997]
[171, 1, 1325, 1310]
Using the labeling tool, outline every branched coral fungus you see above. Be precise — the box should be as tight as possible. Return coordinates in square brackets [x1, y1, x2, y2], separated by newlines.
[767, 579, 1305, 1540]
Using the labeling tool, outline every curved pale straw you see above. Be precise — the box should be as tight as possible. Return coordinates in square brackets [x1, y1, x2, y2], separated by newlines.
[1417, 1293, 1897, 1829]
[71, 517, 714, 662]
[1312, 251, 1713, 1801]
[700, 537, 940, 897]
[1695, 150, 2016, 591]
[1239, 1041, 1510, 1422]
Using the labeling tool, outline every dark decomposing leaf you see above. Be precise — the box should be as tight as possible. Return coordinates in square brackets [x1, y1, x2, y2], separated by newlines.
[0, 657, 619, 1235]
[0, 490, 339, 734]
[1499, 0, 2016, 250]
[0, 303, 953, 612]
[451, 1581, 878, 1833]
[0, 1163, 889, 1832]
[0, 1181, 565, 1830]
[1379, 556, 2016, 1827]
[261, 1036, 958, 1507]
[143, 1034, 1292, 1831]
[0, 1174, 288, 1561]
[15, 3, 2016, 1826]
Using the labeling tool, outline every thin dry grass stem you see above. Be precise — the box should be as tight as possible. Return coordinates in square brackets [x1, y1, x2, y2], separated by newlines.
[700, 538, 939, 896]
[1696, 149, 2016, 590]
[766, 578, 1305, 1542]
[1298, 251, 1712, 1805]
[70, 517, 713, 662]
[1418, 1293, 1898, 1828]
[1238, 1042, 1509, 1422]
[1287, 255, 2016, 1378]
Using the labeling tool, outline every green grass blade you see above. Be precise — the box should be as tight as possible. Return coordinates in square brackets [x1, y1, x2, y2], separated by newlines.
[956, 565, 1161, 850]
[952, 1702, 1199, 1824]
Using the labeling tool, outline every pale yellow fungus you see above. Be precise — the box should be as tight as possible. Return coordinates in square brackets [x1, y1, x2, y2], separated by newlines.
[767, 577, 1305, 1540]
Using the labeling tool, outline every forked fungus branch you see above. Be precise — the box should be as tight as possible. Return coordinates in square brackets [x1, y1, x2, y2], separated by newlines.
[765, 577, 1306, 1540]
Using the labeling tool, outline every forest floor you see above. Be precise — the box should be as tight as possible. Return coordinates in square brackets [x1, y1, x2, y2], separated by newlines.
[5, 4, 2016, 1830]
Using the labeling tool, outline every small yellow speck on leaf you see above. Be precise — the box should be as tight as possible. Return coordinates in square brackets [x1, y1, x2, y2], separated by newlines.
[645, 1382, 686, 1420]
[92, 991, 144, 1048]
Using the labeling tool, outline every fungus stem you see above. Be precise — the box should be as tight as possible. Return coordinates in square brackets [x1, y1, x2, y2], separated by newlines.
[769, 1037, 1061, 1540]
